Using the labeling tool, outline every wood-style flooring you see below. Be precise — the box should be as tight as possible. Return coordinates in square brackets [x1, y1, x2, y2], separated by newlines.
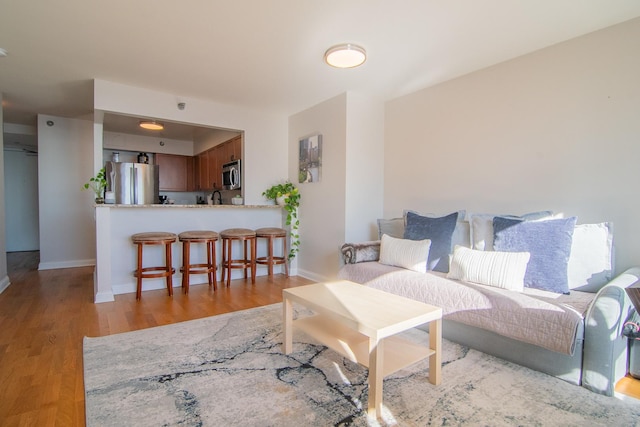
[0, 251, 313, 426]
[1, 251, 638, 425]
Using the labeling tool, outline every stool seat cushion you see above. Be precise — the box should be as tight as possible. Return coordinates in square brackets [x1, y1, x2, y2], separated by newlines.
[255, 227, 287, 237]
[179, 230, 220, 240]
[221, 228, 257, 238]
[132, 232, 177, 243]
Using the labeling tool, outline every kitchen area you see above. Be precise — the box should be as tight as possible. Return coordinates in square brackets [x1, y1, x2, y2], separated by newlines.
[93, 113, 287, 303]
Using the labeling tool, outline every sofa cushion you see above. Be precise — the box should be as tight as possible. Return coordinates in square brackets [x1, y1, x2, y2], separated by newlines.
[404, 211, 458, 272]
[468, 211, 554, 251]
[377, 217, 404, 239]
[379, 234, 431, 273]
[448, 245, 530, 292]
[404, 209, 469, 249]
[493, 216, 577, 294]
[568, 222, 614, 292]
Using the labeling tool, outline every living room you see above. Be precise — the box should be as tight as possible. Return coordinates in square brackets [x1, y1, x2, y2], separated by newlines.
[2, 2, 640, 425]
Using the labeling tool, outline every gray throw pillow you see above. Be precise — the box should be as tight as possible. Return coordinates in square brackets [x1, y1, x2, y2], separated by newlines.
[404, 211, 458, 273]
[377, 217, 405, 239]
[493, 216, 577, 294]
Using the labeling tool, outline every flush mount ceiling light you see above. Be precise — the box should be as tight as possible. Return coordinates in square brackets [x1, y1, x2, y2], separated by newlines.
[324, 44, 366, 68]
[139, 120, 164, 131]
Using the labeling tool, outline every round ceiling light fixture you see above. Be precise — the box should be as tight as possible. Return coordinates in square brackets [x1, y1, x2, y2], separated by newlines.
[139, 120, 164, 131]
[324, 44, 366, 68]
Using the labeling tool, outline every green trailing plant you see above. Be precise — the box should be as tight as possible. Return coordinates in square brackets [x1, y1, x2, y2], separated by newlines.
[83, 167, 107, 201]
[262, 181, 300, 260]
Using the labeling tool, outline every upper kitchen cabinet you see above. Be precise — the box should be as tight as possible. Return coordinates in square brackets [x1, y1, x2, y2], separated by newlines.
[195, 135, 242, 191]
[196, 151, 209, 191]
[156, 153, 194, 191]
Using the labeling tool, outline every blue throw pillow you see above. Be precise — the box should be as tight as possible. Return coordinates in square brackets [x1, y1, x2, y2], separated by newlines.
[493, 216, 577, 294]
[404, 211, 458, 272]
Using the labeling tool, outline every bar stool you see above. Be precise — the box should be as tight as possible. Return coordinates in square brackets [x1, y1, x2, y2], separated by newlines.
[179, 230, 219, 294]
[255, 227, 289, 277]
[131, 232, 177, 300]
[220, 228, 256, 287]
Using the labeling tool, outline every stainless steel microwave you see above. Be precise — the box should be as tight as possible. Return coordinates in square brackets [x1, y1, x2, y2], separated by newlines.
[222, 159, 241, 190]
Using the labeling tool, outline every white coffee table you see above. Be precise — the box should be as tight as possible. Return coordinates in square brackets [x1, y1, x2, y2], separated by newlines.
[282, 280, 442, 418]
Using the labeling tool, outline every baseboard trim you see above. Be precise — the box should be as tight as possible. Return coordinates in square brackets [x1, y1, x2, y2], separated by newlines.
[95, 291, 115, 303]
[296, 268, 330, 283]
[39, 259, 96, 270]
[0, 276, 11, 294]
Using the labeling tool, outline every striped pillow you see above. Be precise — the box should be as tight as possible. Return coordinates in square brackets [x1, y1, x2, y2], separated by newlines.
[447, 245, 530, 292]
[379, 234, 431, 273]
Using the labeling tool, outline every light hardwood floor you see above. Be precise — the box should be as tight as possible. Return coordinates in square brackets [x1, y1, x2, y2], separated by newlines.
[1, 252, 638, 425]
[0, 251, 313, 426]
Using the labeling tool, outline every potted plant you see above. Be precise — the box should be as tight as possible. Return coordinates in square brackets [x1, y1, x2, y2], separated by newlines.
[83, 167, 107, 203]
[262, 181, 300, 260]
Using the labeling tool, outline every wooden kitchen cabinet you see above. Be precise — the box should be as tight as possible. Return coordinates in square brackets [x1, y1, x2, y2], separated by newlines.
[197, 152, 209, 191]
[208, 149, 221, 190]
[194, 135, 242, 191]
[229, 135, 241, 162]
[186, 156, 195, 191]
[156, 153, 192, 191]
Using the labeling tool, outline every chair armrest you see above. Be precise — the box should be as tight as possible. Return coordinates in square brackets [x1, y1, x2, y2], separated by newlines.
[581, 267, 640, 395]
[340, 241, 381, 265]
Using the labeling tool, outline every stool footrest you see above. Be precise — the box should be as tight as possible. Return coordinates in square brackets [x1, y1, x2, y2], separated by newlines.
[134, 267, 176, 279]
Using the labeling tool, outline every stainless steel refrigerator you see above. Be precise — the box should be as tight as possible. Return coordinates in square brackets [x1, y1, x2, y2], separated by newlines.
[105, 161, 159, 205]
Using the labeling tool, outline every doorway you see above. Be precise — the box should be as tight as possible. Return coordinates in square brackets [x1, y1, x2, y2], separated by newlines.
[4, 148, 39, 251]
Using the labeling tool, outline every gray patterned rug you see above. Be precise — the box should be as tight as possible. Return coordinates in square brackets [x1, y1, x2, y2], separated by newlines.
[83, 304, 640, 426]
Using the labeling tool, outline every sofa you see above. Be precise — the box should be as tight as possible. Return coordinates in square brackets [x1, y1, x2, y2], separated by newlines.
[337, 210, 639, 396]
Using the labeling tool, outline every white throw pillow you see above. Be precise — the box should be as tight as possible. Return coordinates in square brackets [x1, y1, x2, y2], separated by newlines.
[447, 245, 531, 292]
[568, 222, 613, 291]
[379, 234, 431, 273]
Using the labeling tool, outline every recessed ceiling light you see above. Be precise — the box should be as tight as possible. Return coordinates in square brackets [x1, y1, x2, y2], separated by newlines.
[324, 44, 366, 68]
[139, 120, 164, 131]
[0, 48, 8, 57]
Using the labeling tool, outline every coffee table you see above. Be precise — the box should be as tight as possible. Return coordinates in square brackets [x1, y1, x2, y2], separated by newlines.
[282, 280, 442, 418]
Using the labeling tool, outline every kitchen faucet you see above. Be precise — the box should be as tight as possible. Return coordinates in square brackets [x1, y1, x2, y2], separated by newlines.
[212, 190, 222, 205]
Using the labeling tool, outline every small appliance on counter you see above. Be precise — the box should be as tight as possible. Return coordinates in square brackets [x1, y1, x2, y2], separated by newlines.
[222, 159, 241, 190]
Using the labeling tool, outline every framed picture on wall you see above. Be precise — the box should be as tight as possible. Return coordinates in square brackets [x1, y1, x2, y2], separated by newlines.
[299, 134, 322, 183]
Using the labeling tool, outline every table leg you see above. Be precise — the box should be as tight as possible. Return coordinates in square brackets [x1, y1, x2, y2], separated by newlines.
[367, 337, 384, 418]
[429, 318, 442, 385]
[282, 298, 293, 354]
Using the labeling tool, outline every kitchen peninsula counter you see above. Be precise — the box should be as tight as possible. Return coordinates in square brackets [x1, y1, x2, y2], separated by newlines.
[100, 204, 280, 208]
[94, 204, 286, 303]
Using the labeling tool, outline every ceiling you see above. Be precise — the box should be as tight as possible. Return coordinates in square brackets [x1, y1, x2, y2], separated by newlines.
[2, 1, 640, 139]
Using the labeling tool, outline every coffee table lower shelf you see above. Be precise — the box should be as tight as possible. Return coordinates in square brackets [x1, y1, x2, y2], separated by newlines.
[294, 314, 434, 377]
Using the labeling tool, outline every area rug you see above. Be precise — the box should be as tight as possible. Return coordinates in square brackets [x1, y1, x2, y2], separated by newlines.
[83, 304, 640, 426]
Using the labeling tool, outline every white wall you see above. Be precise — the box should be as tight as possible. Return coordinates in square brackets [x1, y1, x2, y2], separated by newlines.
[0, 93, 9, 293]
[289, 92, 384, 281]
[345, 92, 385, 242]
[93, 79, 288, 205]
[384, 18, 640, 274]
[103, 131, 194, 156]
[38, 115, 96, 269]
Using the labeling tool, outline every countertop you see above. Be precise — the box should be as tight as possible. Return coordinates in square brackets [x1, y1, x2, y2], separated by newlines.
[95, 204, 280, 209]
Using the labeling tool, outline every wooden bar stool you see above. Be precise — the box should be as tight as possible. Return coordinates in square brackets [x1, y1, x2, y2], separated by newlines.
[255, 227, 289, 277]
[131, 232, 177, 300]
[179, 230, 219, 294]
[220, 228, 256, 287]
